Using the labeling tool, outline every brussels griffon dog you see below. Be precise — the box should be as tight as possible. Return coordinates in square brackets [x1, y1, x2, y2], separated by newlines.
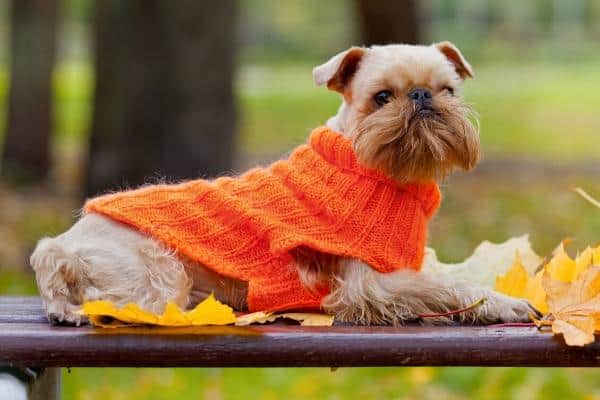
[31, 42, 535, 326]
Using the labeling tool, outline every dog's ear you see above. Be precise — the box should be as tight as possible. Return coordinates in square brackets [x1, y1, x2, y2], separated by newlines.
[433, 41, 474, 80]
[313, 47, 366, 93]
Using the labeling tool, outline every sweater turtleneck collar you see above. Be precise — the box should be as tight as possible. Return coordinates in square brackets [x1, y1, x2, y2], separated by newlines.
[307, 126, 441, 214]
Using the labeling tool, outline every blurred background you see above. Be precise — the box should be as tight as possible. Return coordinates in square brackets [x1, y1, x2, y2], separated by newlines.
[0, 0, 599, 398]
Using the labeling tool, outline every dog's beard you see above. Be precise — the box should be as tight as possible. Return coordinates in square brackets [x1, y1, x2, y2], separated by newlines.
[351, 97, 480, 183]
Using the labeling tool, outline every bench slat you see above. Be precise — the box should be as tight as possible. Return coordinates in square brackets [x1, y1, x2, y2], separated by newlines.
[1, 296, 599, 368]
[0, 297, 46, 324]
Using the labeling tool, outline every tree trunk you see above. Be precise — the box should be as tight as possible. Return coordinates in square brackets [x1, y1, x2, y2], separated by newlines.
[1, 0, 58, 184]
[86, 0, 237, 197]
[355, 0, 421, 45]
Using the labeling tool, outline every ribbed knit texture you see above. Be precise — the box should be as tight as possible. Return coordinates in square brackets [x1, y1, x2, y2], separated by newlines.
[84, 126, 441, 312]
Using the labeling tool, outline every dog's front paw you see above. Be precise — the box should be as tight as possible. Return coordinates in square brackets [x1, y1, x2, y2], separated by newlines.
[45, 301, 88, 326]
[479, 290, 539, 324]
[47, 311, 88, 327]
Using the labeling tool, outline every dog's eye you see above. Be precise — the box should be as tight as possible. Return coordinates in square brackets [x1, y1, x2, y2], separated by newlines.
[374, 90, 392, 106]
[444, 86, 455, 96]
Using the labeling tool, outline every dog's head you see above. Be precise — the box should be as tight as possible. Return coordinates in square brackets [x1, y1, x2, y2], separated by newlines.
[313, 42, 479, 183]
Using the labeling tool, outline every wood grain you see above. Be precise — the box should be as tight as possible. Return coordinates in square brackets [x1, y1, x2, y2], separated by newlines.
[1, 297, 599, 368]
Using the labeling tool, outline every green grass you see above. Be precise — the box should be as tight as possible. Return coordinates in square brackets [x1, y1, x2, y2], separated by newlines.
[2, 60, 600, 399]
[467, 63, 600, 161]
[0, 270, 37, 295]
[58, 366, 600, 399]
[431, 179, 600, 262]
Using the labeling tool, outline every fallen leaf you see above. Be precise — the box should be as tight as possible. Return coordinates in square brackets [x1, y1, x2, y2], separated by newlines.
[281, 313, 334, 326]
[575, 247, 595, 278]
[82, 293, 236, 327]
[495, 252, 547, 313]
[424, 235, 542, 287]
[115, 303, 160, 324]
[544, 241, 598, 283]
[82, 295, 332, 328]
[235, 311, 277, 326]
[527, 271, 547, 314]
[187, 294, 237, 325]
[542, 266, 600, 346]
[594, 246, 600, 266]
[81, 300, 119, 318]
[551, 317, 595, 347]
[235, 311, 334, 326]
[158, 302, 191, 326]
[545, 241, 577, 282]
[493, 239, 600, 346]
[495, 253, 529, 296]
[81, 300, 137, 328]
[495, 240, 600, 318]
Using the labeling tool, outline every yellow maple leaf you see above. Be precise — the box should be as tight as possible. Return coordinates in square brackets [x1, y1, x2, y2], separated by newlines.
[545, 241, 577, 282]
[527, 270, 547, 314]
[576, 247, 594, 275]
[495, 253, 528, 296]
[187, 294, 237, 325]
[81, 300, 133, 328]
[495, 252, 548, 313]
[81, 300, 119, 318]
[545, 242, 599, 283]
[158, 302, 190, 326]
[495, 241, 600, 318]
[593, 246, 600, 266]
[82, 293, 236, 327]
[114, 303, 159, 325]
[542, 266, 600, 346]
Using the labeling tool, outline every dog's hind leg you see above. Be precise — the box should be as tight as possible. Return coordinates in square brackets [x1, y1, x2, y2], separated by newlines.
[30, 214, 192, 325]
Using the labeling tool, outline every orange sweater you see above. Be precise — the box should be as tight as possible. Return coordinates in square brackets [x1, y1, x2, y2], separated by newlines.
[85, 126, 441, 312]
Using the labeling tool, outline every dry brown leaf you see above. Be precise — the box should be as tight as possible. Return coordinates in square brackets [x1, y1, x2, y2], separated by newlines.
[235, 311, 277, 326]
[281, 313, 335, 326]
[541, 266, 600, 346]
[235, 311, 334, 326]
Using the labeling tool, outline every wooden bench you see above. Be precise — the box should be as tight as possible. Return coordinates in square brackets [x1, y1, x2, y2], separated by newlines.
[2, 296, 600, 399]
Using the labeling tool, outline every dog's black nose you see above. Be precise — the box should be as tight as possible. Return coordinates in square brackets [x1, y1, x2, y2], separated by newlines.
[408, 88, 432, 104]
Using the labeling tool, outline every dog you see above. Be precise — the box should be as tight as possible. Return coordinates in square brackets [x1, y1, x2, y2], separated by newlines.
[30, 42, 536, 326]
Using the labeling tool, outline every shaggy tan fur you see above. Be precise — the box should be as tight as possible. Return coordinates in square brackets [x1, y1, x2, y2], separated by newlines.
[352, 98, 479, 183]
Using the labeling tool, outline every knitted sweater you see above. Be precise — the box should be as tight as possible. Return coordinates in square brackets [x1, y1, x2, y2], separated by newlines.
[84, 126, 441, 312]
